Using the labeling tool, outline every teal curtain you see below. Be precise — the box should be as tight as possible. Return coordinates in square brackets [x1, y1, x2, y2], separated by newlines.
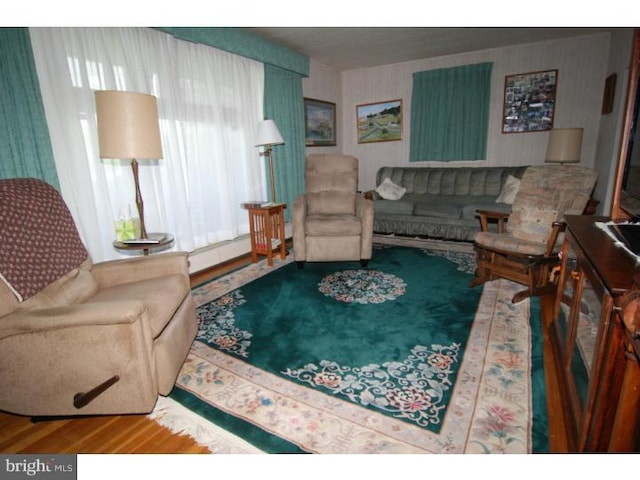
[0, 28, 58, 188]
[156, 27, 309, 77]
[410, 62, 492, 162]
[264, 64, 306, 221]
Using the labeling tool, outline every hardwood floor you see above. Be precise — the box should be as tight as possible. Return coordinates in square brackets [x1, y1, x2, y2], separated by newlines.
[0, 248, 568, 454]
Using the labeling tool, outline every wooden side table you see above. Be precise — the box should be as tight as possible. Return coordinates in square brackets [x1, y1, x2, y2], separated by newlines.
[242, 203, 287, 266]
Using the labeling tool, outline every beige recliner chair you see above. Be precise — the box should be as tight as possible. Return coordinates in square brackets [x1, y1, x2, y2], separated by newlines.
[0, 178, 198, 417]
[292, 154, 374, 268]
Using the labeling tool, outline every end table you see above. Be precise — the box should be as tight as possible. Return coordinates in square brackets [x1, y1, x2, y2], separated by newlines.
[242, 202, 287, 266]
[113, 232, 174, 256]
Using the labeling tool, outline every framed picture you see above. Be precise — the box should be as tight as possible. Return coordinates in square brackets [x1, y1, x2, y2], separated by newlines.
[502, 69, 557, 133]
[356, 99, 403, 143]
[304, 98, 336, 146]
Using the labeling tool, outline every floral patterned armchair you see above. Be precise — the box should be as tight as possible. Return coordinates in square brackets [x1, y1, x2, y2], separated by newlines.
[470, 165, 597, 303]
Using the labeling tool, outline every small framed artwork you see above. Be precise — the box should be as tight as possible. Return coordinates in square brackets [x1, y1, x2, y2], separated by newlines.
[502, 69, 557, 133]
[304, 98, 337, 146]
[356, 99, 403, 144]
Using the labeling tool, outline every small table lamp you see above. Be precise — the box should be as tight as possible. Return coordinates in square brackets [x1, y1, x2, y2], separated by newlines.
[545, 128, 583, 163]
[95, 90, 163, 240]
[255, 119, 284, 202]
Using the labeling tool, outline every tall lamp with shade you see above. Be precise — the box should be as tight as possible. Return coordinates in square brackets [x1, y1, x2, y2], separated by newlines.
[255, 119, 284, 203]
[95, 90, 163, 240]
[545, 128, 583, 164]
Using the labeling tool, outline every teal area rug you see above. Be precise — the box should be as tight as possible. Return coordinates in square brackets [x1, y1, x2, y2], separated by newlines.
[195, 246, 477, 432]
[149, 246, 549, 453]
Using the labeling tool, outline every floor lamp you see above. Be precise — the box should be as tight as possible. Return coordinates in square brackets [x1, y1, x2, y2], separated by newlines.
[95, 90, 163, 240]
[255, 119, 284, 203]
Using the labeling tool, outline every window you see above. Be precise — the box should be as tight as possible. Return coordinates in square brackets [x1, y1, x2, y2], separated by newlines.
[29, 27, 265, 261]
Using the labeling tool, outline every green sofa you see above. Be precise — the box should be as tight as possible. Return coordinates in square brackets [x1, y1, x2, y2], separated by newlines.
[371, 165, 529, 241]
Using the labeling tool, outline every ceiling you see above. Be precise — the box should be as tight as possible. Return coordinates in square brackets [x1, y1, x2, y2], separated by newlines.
[246, 27, 613, 71]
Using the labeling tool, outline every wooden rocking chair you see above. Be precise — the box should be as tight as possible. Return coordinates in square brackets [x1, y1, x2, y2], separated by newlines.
[470, 164, 597, 303]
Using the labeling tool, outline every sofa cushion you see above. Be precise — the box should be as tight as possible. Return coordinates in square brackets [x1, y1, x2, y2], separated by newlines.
[306, 191, 356, 215]
[374, 199, 415, 216]
[305, 214, 362, 236]
[414, 202, 461, 219]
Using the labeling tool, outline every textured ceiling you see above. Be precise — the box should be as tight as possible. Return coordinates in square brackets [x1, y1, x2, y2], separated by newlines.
[246, 27, 613, 70]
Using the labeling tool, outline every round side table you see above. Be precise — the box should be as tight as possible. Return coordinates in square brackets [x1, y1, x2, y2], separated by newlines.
[113, 232, 174, 256]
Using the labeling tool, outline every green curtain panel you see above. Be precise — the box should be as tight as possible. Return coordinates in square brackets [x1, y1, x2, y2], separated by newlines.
[157, 27, 309, 77]
[0, 28, 59, 189]
[264, 64, 306, 221]
[410, 62, 493, 162]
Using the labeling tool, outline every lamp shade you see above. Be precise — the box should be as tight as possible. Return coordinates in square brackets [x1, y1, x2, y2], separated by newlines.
[545, 128, 583, 163]
[95, 90, 163, 160]
[255, 119, 284, 147]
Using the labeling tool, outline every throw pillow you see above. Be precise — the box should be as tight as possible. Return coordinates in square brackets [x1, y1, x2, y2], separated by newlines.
[376, 177, 406, 201]
[495, 175, 521, 204]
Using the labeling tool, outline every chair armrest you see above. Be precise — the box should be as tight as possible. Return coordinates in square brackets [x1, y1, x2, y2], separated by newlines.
[356, 194, 374, 218]
[544, 221, 567, 256]
[0, 301, 146, 340]
[292, 195, 307, 261]
[476, 209, 510, 233]
[356, 195, 374, 259]
[91, 251, 189, 289]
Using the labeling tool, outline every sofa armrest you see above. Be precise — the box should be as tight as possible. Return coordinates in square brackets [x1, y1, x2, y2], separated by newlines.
[91, 251, 189, 289]
[476, 209, 510, 233]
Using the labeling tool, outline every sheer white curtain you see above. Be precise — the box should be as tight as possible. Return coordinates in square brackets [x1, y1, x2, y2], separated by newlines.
[29, 27, 265, 261]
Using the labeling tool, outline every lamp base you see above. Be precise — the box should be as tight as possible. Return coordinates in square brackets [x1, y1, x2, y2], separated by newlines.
[130, 158, 148, 239]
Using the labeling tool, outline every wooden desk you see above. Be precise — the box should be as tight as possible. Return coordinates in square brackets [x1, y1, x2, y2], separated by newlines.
[551, 215, 640, 451]
[242, 203, 286, 266]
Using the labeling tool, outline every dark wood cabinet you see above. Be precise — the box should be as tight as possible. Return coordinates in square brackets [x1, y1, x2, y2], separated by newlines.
[552, 215, 640, 451]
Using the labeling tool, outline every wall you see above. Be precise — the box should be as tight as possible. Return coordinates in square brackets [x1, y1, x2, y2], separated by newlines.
[193, 30, 632, 273]
[302, 59, 342, 155]
[594, 29, 635, 215]
[338, 33, 612, 193]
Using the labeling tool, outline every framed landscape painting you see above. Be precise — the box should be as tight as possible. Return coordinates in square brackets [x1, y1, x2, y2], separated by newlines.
[304, 98, 336, 146]
[357, 99, 403, 144]
[502, 69, 557, 133]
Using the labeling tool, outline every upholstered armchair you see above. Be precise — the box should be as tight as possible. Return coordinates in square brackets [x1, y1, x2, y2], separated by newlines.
[0, 178, 198, 417]
[470, 165, 597, 303]
[292, 154, 374, 267]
